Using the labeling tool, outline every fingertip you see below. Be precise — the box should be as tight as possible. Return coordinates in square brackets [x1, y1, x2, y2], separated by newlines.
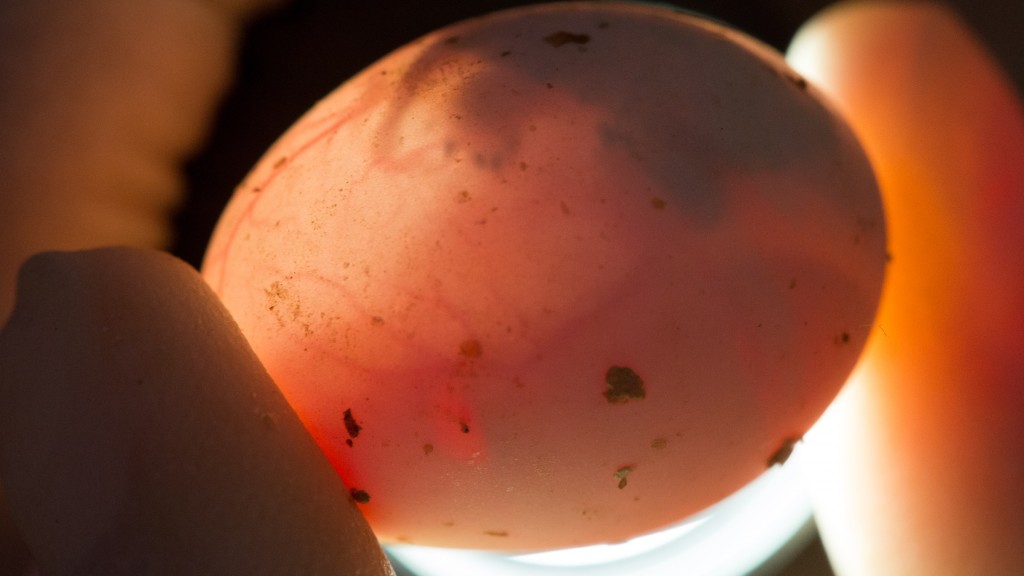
[1, 248, 394, 575]
[788, 3, 1024, 574]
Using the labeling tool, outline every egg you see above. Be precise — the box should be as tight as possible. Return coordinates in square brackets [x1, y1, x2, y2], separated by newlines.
[202, 1, 886, 550]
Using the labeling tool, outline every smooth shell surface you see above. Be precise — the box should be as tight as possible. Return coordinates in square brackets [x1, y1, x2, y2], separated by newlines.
[203, 2, 886, 550]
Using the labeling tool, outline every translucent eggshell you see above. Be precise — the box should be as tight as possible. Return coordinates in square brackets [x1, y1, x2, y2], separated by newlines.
[203, 1, 886, 550]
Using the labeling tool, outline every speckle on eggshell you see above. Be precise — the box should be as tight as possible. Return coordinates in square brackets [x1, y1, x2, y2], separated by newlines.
[614, 465, 635, 489]
[458, 339, 482, 359]
[344, 408, 362, 440]
[767, 437, 802, 467]
[604, 366, 646, 404]
[544, 30, 591, 47]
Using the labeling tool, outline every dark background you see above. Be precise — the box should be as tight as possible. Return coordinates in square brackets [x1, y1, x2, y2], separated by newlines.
[175, 2, 1021, 574]
[175, 0, 1022, 268]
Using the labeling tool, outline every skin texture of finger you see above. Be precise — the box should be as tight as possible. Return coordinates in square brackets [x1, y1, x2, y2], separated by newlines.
[0, 248, 395, 576]
[0, 485, 32, 576]
[0, 0, 277, 323]
[787, 2, 1024, 574]
[0, 2, 284, 569]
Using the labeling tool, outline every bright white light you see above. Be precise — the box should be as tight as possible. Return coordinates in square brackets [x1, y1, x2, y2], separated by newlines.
[511, 518, 709, 568]
[387, 446, 813, 576]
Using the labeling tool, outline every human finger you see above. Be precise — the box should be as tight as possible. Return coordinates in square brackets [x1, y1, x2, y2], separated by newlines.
[787, 3, 1024, 574]
[0, 247, 394, 576]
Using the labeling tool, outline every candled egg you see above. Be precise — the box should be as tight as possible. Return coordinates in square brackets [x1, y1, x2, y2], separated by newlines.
[202, 1, 886, 551]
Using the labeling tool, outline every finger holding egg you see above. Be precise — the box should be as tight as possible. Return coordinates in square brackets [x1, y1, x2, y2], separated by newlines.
[0, 248, 395, 576]
[787, 2, 1024, 574]
[0, 0, 288, 572]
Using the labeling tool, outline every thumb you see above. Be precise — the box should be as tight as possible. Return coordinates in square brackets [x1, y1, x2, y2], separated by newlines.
[787, 2, 1024, 574]
[0, 247, 394, 576]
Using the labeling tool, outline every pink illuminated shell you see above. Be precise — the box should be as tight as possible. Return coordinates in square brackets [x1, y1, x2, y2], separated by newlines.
[203, 2, 886, 550]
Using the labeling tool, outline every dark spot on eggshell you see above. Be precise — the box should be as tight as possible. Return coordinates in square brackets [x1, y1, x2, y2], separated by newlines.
[459, 339, 482, 358]
[604, 366, 646, 403]
[544, 31, 590, 47]
[651, 197, 666, 210]
[350, 488, 371, 504]
[485, 530, 509, 537]
[767, 437, 802, 467]
[614, 465, 635, 489]
[459, 419, 471, 433]
[787, 71, 808, 90]
[344, 408, 362, 439]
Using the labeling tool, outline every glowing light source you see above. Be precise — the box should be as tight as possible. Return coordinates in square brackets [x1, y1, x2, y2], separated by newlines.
[387, 448, 813, 575]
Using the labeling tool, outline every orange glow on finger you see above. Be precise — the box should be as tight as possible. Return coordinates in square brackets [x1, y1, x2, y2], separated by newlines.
[788, 2, 1024, 573]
